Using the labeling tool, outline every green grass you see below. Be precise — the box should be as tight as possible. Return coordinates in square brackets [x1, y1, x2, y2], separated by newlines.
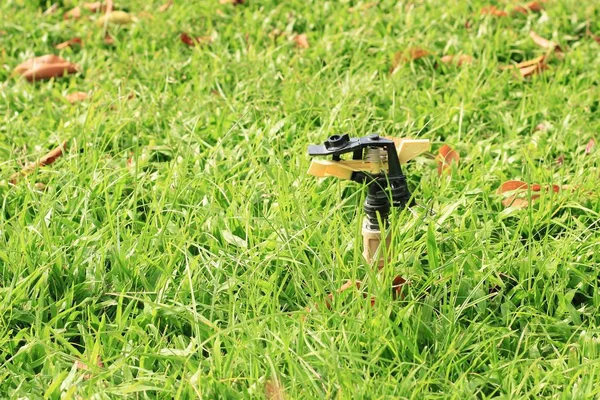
[1, 0, 600, 398]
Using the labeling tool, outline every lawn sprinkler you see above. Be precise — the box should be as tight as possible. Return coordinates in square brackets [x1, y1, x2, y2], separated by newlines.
[307, 133, 430, 274]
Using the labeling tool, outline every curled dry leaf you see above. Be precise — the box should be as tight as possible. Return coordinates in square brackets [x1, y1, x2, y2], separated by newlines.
[496, 180, 562, 208]
[511, 1, 544, 15]
[390, 47, 430, 74]
[43, 3, 59, 15]
[392, 275, 406, 300]
[265, 379, 285, 400]
[96, 10, 136, 26]
[440, 54, 473, 66]
[529, 31, 562, 53]
[437, 144, 460, 175]
[15, 55, 79, 82]
[585, 138, 595, 154]
[480, 5, 508, 17]
[65, 92, 88, 104]
[10, 141, 68, 184]
[55, 37, 83, 50]
[294, 33, 309, 49]
[180, 33, 213, 47]
[159, 0, 173, 12]
[325, 280, 361, 309]
[64, 6, 81, 19]
[501, 55, 546, 78]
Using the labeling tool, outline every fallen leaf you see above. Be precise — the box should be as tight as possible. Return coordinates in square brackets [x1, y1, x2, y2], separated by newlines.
[294, 33, 309, 49]
[556, 154, 564, 166]
[502, 55, 546, 78]
[159, 0, 173, 12]
[529, 31, 562, 53]
[82, 2, 104, 12]
[440, 54, 473, 66]
[325, 280, 361, 309]
[97, 10, 135, 26]
[104, 32, 115, 45]
[219, 0, 244, 4]
[437, 144, 460, 175]
[10, 141, 68, 184]
[64, 6, 81, 19]
[480, 5, 508, 17]
[496, 180, 562, 208]
[180, 33, 213, 46]
[585, 138, 595, 154]
[43, 3, 59, 15]
[349, 2, 378, 12]
[14, 55, 79, 82]
[511, 1, 544, 15]
[74, 356, 104, 380]
[265, 379, 285, 400]
[65, 92, 88, 103]
[55, 37, 83, 50]
[390, 47, 430, 73]
[464, 19, 472, 29]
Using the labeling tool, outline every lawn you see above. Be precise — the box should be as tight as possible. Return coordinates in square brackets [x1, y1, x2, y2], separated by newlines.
[1, 0, 600, 398]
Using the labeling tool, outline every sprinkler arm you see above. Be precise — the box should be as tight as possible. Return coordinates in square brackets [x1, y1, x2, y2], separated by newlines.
[307, 134, 430, 267]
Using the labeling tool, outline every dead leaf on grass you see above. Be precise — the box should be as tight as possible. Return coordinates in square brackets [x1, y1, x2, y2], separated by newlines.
[585, 138, 595, 154]
[440, 54, 473, 66]
[480, 5, 508, 17]
[65, 92, 88, 103]
[501, 55, 546, 77]
[437, 144, 460, 175]
[390, 47, 430, 73]
[55, 37, 83, 50]
[293, 33, 309, 49]
[43, 3, 59, 15]
[64, 6, 81, 19]
[511, 1, 545, 15]
[10, 140, 68, 184]
[159, 0, 173, 12]
[219, 0, 245, 4]
[14, 55, 79, 82]
[180, 33, 213, 46]
[265, 379, 286, 400]
[529, 31, 563, 53]
[496, 180, 562, 208]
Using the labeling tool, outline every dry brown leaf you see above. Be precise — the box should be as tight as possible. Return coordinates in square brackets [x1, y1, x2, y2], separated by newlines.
[64, 6, 81, 19]
[294, 33, 309, 49]
[83, 2, 104, 12]
[518, 62, 546, 77]
[437, 144, 460, 175]
[349, 1, 378, 12]
[512, 1, 544, 15]
[497, 180, 562, 208]
[390, 47, 430, 73]
[529, 31, 562, 53]
[502, 55, 546, 78]
[556, 154, 564, 166]
[180, 33, 213, 47]
[104, 32, 115, 45]
[392, 275, 406, 300]
[10, 141, 68, 184]
[43, 3, 59, 15]
[265, 379, 285, 400]
[440, 54, 473, 66]
[480, 5, 508, 17]
[74, 356, 104, 380]
[159, 0, 173, 12]
[585, 138, 595, 154]
[15, 55, 79, 82]
[219, 0, 245, 4]
[65, 92, 88, 103]
[55, 37, 83, 50]
[464, 19, 472, 29]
